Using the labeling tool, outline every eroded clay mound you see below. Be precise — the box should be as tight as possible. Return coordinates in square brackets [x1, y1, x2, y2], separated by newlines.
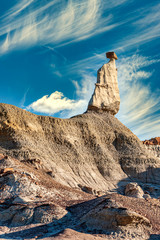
[0, 103, 160, 193]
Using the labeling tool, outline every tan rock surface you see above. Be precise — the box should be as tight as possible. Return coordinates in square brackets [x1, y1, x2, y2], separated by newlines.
[143, 137, 160, 145]
[125, 182, 144, 198]
[80, 197, 151, 239]
[88, 52, 120, 114]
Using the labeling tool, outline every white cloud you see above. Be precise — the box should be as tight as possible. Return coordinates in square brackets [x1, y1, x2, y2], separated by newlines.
[27, 91, 86, 117]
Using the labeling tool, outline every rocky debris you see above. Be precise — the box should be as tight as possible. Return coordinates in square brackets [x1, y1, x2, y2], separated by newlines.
[34, 204, 70, 224]
[77, 184, 105, 196]
[143, 137, 160, 145]
[46, 170, 55, 178]
[0, 226, 10, 234]
[0, 193, 159, 239]
[21, 158, 42, 164]
[111, 193, 160, 235]
[125, 183, 144, 198]
[21, 158, 42, 170]
[11, 207, 34, 226]
[88, 52, 120, 115]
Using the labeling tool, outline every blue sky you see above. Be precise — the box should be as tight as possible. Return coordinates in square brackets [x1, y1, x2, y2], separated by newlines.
[0, 0, 160, 140]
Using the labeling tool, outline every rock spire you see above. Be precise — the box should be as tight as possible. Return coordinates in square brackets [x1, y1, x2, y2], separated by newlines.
[88, 52, 120, 115]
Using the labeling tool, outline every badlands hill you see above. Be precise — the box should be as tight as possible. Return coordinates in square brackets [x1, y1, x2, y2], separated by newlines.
[0, 103, 159, 191]
[0, 52, 160, 239]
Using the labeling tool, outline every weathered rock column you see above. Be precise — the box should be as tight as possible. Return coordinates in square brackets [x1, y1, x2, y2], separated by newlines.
[88, 52, 120, 115]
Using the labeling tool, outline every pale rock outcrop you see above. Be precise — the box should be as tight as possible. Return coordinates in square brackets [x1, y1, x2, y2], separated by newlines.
[88, 52, 120, 114]
[80, 198, 151, 239]
[33, 204, 69, 224]
[82, 208, 151, 230]
[125, 183, 144, 198]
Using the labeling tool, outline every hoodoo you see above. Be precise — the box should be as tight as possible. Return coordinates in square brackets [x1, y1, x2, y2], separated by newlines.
[88, 52, 120, 115]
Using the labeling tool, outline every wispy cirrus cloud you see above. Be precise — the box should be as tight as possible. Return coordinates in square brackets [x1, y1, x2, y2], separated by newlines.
[116, 3, 160, 50]
[116, 55, 160, 139]
[0, 0, 129, 55]
[0, 0, 160, 54]
[0, 0, 34, 20]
